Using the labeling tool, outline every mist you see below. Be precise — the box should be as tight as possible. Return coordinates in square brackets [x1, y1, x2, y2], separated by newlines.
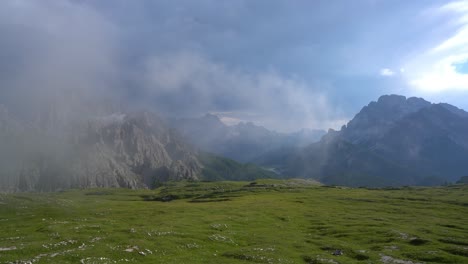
[2, 0, 392, 192]
[1, 0, 349, 131]
[0, 1, 121, 119]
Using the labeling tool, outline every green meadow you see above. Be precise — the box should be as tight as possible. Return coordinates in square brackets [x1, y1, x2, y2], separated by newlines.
[0, 180, 467, 264]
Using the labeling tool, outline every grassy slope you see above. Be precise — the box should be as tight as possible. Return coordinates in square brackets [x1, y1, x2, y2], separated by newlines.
[0, 181, 466, 264]
[199, 153, 281, 181]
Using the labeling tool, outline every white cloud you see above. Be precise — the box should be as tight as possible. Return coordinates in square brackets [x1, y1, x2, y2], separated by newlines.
[407, 1, 468, 93]
[219, 116, 243, 126]
[410, 55, 468, 92]
[209, 111, 257, 126]
[380, 68, 395, 76]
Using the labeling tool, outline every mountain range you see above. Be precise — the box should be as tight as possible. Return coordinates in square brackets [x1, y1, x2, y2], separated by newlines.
[1, 94, 467, 191]
[173, 114, 325, 162]
[258, 95, 468, 186]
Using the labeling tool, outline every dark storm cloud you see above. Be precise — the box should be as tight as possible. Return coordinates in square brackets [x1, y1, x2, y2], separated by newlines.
[0, 0, 466, 132]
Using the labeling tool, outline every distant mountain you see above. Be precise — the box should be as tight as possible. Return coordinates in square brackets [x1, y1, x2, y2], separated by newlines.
[173, 114, 325, 162]
[0, 109, 277, 192]
[259, 95, 468, 187]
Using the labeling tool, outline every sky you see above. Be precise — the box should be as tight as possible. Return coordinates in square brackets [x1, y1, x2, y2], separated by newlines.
[0, 0, 468, 132]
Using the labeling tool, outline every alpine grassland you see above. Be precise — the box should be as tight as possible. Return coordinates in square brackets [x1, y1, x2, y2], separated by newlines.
[0, 180, 466, 263]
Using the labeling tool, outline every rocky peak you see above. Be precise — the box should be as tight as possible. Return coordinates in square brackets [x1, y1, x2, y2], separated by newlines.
[341, 95, 431, 144]
[368, 95, 431, 119]
[376, 94, 407, 106]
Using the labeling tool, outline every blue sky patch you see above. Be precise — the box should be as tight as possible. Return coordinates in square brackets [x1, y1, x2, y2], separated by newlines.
[454, 61, 468, 74]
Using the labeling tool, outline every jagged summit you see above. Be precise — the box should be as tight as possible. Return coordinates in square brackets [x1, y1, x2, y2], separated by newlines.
[341, 95, 431, 144]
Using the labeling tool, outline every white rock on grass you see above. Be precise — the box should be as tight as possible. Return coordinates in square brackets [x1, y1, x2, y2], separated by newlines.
[380, 254, 423, 264]
[0, 246, 16, 251]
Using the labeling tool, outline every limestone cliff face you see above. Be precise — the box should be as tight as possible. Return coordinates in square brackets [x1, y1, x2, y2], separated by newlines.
[1, 110, 201, 191]
[72, 112, 201, 189]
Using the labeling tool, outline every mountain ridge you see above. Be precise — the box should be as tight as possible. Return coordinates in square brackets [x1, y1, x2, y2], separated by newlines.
[173, 114, 326, 162]
[2, 94, 467, 190]
[259, 94, 468, 186]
